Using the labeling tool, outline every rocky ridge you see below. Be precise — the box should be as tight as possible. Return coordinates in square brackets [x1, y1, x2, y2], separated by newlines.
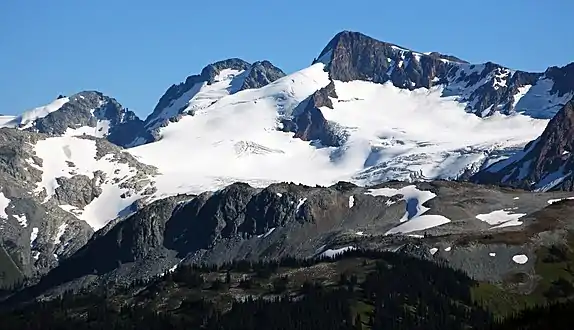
[12, 180, 574, 300]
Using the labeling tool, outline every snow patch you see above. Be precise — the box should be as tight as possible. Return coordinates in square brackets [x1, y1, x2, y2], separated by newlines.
[0, 192, 10, 219]
[320, 246, 356, 258]
[476, 209, 526, 228]
[30, 227, 39, 247]
[14, 214, 27, 228]
[512, 254, 528, 264]
[54, 223, 68, 244]
[366, 185, 436, 222]
[429, 248, 438, 255]
[489, 252, 496, 257]
[348, 195, 355, 208]
[296, 198, 307, 212]
[366, 185, 451, 235]
[547, 197, 574, 204]
[257, 227, 276, 238]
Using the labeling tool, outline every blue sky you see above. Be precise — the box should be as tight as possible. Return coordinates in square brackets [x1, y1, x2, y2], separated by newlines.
[1, 0, 572, 118]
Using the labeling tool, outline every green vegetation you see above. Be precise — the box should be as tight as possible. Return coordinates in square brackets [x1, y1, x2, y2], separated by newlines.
[0, 250, 493, 329]
[0, 244, 23, 290]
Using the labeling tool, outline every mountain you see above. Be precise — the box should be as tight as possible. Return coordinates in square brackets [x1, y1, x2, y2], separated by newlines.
[472, 64, 574, 191]
[120, 58, 287, 147]
[0, 91, 145, 140]
[2, 30, 574, 297]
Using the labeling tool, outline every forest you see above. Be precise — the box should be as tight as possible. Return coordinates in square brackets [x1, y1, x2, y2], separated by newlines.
[0, 249, 573, 329]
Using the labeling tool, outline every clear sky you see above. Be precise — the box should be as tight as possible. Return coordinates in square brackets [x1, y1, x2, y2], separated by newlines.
[1, 0, 572, 118]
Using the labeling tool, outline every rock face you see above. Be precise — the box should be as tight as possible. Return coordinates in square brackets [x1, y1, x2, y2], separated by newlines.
[472, 100, 574, 191]
[281, 81, 348, 147]
[314, 31, 558, 118]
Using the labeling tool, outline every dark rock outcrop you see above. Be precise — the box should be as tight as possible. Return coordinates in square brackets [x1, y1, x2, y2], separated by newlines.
[240, 60, 286, 90]
[314, 31, 545, 117]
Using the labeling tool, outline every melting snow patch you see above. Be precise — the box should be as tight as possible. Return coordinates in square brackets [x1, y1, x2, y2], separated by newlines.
[547, 197, 574, 204]
[30, 227, 39, 247]
[54, 223, 68, 244]
[367, 185, 451, 235]
[257, 227, 276, 238]
[444, 247, 452, 252]
[296, 198, 307, 212]
[429, 248, 438, 255]
[476, 209, 526, 228]
[14, 214, 27, 228]
[512, 254, 528, 264]
[0, 192, 11, 219]
[32, 251, 40, 261]
[276, 193, 283, 197]
[320, 246, 356, 258]
[355, 231, 364, 236]
[385, 214, 451, 235]
[366, 185, 436, 221]
[348, 195, 355, 208]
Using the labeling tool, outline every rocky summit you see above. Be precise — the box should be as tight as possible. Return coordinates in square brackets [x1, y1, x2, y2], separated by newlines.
[1, 30, 574, 307]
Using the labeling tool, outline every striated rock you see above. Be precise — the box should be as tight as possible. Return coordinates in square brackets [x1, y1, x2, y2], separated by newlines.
[52, 175, 103, 209]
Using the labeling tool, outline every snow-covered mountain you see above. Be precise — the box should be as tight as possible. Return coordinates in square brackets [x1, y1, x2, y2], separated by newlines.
[1, 30, 574, 283]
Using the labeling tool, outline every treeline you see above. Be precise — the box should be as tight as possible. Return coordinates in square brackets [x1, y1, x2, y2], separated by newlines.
[1, 248, 574, 329]
[493, 299, 574, 330]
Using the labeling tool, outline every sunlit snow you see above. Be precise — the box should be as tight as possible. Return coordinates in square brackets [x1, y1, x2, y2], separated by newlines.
[320, 246, 356, 258]
[475, 209, 526, 228]
[0, 192, 10, 219]
[2, 97, 70, 129]
[512, 254, 528, 264]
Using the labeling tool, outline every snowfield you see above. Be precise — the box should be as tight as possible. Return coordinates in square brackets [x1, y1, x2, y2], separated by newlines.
[128, 63, 547, 201]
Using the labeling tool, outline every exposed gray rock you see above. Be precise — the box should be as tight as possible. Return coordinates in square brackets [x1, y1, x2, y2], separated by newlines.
[314, 31, 545, 117]
[53, 175, 102, 209]
[281, 81, 348, 147]
[240, 60, 286, 90]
